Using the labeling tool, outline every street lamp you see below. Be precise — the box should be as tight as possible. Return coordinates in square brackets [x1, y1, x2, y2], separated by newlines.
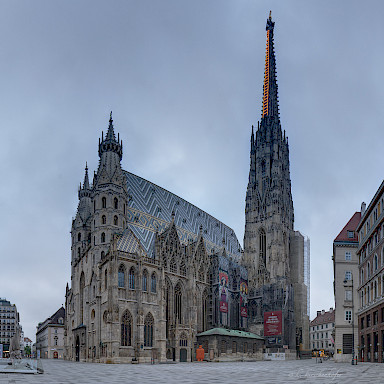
[344, 275, 356, 365]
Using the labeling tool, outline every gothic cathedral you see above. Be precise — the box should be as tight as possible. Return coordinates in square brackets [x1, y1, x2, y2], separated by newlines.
[65, 14, 309, 363]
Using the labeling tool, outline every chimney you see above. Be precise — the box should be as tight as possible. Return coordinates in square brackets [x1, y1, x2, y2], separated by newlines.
[317, 311, 321, 317]
[321, 310, 325, 315]
[361, 202, 366, 215]
[330, 307, 334, 312]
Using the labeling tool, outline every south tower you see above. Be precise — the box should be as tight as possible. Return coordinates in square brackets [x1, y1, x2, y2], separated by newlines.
[243, 13, 309, 352]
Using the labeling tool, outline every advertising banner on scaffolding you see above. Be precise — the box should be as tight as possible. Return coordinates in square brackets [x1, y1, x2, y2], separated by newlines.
[264, 311, 283, 336]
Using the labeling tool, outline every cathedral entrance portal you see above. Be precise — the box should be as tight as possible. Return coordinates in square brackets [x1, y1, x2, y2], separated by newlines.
[75, 336, 80, 362]
[180, 348, 187, 362]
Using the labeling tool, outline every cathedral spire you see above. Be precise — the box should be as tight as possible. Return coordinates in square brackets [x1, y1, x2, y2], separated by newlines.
[98, 112, 123, 160]
[261, 11, 279, 119]
[83, 162, 90, 190]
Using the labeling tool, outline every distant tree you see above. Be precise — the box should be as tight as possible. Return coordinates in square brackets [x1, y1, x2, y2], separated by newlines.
[24, 345, 31, 357]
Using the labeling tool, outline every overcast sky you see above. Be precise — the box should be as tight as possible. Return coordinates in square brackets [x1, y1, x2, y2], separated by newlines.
[1, 0, 384, 342]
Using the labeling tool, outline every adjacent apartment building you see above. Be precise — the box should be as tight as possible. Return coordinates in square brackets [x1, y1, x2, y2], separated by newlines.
[333, 212, 360, 362]
[310, 309, 335, 354]
[0, 298, 20, 358]
[357, 181, 384, 363]
[36, 307, 65, 359]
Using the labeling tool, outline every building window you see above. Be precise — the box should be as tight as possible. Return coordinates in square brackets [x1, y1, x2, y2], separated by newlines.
[170, 258, 177, 274]
[102, 215, 106, 224]
[151, 273, 157, 293]
[347, 231, 354, 239]
[102, 197, 106, 208]
[179, 333, 188, 347]
[232, 341, 237, 353]
[367, 314, 371, 327]
[118, 265, 125, 288]
[142, 269, 148, 292]
[259, 229, 266, 267]
[342, 334, 353, 354]
[345, 290, 352, 301]
[374, 254, 378, 271]
[129, 268, 135, 290]
[221, 340, 227, 354]
[101, 232, 106, 243]
[104, 269, 108, 290]
[345, 311, 352, 322]
[121, 311, 132, 346]
[114, 215, 118, 226]
[78, 233, 81, 242]
[345, 271, 352, 281]
[373, 311, 378, 325]
[144, 313, 154, 347]
[174, 283, 183, 324]
[114, 197, 118, 210]
[345, 252, 351, 261]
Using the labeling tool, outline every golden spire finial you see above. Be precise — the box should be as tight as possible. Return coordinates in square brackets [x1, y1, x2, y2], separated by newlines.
[269, 10, 272, 20]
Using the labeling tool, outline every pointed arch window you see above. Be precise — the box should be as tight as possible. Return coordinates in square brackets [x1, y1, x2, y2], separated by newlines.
[179, 332, 188, 347]
[104, 268, 108, 290]
[78, 233, 81, 242]
[151, 273, 157, 293]
[118, 265, 125, 288]
[102, 215, 106, 225]
[144, 313, 154, 347]
[114, 215, 118, 226]
[170, 258, 177, 273]
[101, 232, 106, 243]
[174, 283, 183, 324]
[180, 261, 186, 276]
[80, 272, 85, 324]
[121, 311, 132, 346]
[202, 289, 209, 332]
[114, 197, 118, 210]
[199, 266, 205, 282]
[259, 229, 266, 267]
[102, 197, 106, 209]
[142, 269, 148, 292]
[129, 267, 135, 290]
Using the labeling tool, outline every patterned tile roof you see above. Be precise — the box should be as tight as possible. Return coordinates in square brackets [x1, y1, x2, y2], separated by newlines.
[123, 171, 242, 259]
[116, 229, 143, 254]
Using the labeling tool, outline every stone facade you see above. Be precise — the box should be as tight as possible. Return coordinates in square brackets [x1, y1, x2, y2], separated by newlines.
[242, 14, 309, 351]
[65, 115, 248, 363]
[64, 14, 309, 363]
[357, 182, 384, 363]
[309, 309, 335, 354]
[333, 212, 360, 362]
[0, 298, 20, 358]
[36, 307, 65, 359]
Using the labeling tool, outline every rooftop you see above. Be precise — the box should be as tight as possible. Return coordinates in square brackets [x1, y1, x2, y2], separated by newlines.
[334, 212, 361, 243]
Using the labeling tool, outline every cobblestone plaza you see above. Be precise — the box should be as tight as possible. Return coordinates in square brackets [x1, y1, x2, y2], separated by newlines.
[1, 359, 384, 384]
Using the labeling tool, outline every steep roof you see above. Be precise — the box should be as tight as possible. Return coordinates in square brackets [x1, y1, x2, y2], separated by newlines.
[310, 310, 335, 326]
[197, 328, 264, 340]
[123, 171, 242, 259]
[334, 212, 361, 243]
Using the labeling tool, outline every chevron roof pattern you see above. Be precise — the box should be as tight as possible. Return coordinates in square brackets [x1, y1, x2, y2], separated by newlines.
[122, 171, 242, 259]
[116, 229, 142, 254]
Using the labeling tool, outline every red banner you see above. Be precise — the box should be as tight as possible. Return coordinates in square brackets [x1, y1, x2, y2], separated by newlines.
[264, 311, 282, 336]
[240, 307, 247, 317]
[219, 301, 228, 313]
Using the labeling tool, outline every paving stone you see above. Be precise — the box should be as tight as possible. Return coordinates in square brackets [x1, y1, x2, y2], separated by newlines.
[0, 359, 383, 384]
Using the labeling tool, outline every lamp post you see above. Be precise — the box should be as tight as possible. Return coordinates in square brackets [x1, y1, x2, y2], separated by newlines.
[344, 274, 356, 365]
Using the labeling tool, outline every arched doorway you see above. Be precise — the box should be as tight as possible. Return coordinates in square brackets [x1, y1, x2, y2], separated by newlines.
[75, 336, 80, 361]
[180, 348, 187, 362]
